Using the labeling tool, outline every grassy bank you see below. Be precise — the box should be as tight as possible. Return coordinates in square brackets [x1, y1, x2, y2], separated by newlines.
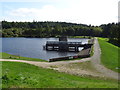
[0, 52, 47, 62]
[1, 61, 118, 88]
[1, 52, 82, 62]
[98, 38, 119, 73]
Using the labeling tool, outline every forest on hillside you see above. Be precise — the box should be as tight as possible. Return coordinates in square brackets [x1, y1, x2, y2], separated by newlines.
[1, 21, 102, 37]
[0, 21, 119, 46]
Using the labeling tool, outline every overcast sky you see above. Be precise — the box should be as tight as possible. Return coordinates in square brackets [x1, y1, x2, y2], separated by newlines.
[0, 0, 119, 26]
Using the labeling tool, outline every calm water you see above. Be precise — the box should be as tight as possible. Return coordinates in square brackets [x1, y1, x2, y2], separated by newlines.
[1, 38, 89, 61]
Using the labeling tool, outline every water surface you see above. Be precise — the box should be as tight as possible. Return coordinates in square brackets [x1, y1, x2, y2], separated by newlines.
[2, 38, 89, 61]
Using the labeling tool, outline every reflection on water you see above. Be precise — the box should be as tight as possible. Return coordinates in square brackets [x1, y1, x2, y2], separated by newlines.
[58, 51, 68, 56]
[2, 38, 89, 61]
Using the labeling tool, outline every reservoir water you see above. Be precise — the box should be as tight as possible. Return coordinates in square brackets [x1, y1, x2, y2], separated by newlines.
[1, 38, 89, 61]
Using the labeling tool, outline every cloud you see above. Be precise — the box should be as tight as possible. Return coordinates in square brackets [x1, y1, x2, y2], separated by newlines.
[9, 8, 39, 17]
[3, 0, 119, 25]
[0, 0, 61, 2]
[8, 5, 57, 17]
[7, 5, 72, 22]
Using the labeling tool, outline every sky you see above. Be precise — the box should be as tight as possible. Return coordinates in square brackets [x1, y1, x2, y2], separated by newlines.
[0, 0, 119, 26]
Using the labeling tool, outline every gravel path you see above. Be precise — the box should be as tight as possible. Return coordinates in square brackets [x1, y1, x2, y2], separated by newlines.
[91, 38, 119, 80]
[0, 38, 119, 80]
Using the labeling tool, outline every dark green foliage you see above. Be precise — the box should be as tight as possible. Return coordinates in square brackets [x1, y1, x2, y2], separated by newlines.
[2, 21, 103, 38]
[2, 21, 119, 46]
[100, 23, 119, 46]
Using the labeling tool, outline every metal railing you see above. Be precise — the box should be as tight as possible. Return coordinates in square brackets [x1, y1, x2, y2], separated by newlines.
[46, 41, 82, 45]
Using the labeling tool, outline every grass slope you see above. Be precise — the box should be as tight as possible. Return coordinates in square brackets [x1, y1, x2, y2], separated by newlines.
[0, 52, 82, 62]
[0, 62, 1, 89]
[1, 61, 118, 88]
[0, 52, 47, 62]
[98, 38, 119, 73]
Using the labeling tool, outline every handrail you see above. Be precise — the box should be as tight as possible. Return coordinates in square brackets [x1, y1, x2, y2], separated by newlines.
[46, 41, 82, 45]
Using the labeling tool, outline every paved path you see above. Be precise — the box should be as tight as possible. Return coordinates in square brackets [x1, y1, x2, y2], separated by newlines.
[0, 38, 119, 80]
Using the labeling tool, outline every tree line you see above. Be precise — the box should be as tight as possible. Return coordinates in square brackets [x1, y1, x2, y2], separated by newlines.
[1, 21, 119, 45]
[1, 21, 103, 37]
[100, 23, 119, 46]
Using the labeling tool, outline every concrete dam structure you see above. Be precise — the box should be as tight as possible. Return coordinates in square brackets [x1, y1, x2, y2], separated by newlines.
[44, 36, 93, 52]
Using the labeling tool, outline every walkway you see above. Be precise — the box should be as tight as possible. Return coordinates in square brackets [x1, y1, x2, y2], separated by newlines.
[90, 38, 119, 80]
[0, 38, 119, 80]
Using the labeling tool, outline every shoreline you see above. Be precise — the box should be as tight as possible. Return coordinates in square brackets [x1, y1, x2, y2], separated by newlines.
[1, 38, 119, 80]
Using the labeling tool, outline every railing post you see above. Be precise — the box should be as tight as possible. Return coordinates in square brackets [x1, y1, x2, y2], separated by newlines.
[46, 45, 48, 50]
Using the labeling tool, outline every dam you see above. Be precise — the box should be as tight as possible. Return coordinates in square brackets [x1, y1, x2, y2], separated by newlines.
[44, 36, 93, 52]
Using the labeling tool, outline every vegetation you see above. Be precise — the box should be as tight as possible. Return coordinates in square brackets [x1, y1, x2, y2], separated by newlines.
[0, 62, 1, 89]
[100, 23, 119, 47]
[0, 52, 47, 62]
[1, 20, 119, 88]
[1, 52, 83, 62]
[98, 38, 119, 73]
[1, 61, 118, 88]
[1, 21, 119, 47]
[90, 45, 94, 57]
[1, 21, 102, 38]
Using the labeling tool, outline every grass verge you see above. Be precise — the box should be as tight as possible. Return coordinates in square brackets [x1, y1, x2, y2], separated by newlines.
[0, 52, 47, 62]
[1, 52, 82, 62]
[98, 38, 119, 73]
[90, 45, 94, 57]
[1, 61, 118, 88]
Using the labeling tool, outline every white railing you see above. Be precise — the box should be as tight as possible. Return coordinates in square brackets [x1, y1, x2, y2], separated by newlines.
[46, 41, 82, 45]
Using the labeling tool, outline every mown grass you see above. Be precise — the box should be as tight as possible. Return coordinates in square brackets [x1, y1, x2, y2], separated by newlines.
[0, 61, 2, 89]
[98, 38, 119, 73]
[1, 52, 82, 62]
[90, 45, 94, 57]
[1, 61, 118, 88]
[0, 52, 47, 62]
